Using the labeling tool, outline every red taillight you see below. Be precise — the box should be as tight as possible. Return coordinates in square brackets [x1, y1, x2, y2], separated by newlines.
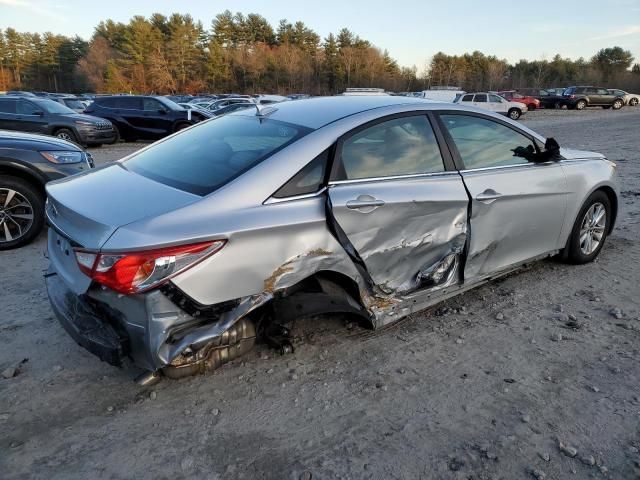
[74, 241, 226, 294]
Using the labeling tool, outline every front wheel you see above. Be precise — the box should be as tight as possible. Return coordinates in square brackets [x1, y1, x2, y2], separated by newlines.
[0, 176, 44, 250]
[54, 128, 78, 144]
[563, 191, 611, 264]
[612, 99, 623, 110]
[629, 97, 639, 106]
[508, 108, 521, 120]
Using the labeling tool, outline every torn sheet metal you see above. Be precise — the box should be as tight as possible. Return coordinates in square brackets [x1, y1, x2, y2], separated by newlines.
[327, 174, 470, 295]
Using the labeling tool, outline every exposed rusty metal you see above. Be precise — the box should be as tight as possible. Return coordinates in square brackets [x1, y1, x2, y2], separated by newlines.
[162, 317, 256, 378]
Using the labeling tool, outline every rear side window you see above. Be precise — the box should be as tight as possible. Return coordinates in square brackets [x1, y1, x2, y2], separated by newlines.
[474, 94, 487, 102]
[334, 115, 445, 180]
[440, 114, 534, 169]
[125, 115, 310, 196]
[273, 149, 328, 198]
[112, 97, 142, 109]
[0, 99, 16, 114]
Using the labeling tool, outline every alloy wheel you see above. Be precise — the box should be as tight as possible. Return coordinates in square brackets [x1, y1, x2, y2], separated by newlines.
[579, 202, 606, 255]
[0, 188, 35, 243]
[57, 131, 71, 140]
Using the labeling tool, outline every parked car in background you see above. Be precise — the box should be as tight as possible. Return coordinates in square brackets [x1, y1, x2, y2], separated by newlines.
[421, 89, 466, 102]
[342, 88, 389, 96]
[211, 102, 255, 116]
[177, 103, 214, 118]
[562, 86, 625, 110]
[84, 95, 208, 141]
[0, 131, 94, 249]
[50, 96, 87, 113]
[0, 96, 116, 146]
[6, 91, 36, 97]
[44, 96, 617, 379]
[455, 92, 527, 119]
[255, 94, 288, 105]
[607, 89, 639, 107]
[197, 98, 255, 112]
[497, 90, 540, 110]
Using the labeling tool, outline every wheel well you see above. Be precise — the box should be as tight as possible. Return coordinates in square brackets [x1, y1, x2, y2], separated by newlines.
[597, 186, 618, 233]
[173, 121, 191, 132]
[0, 165, 45, 198]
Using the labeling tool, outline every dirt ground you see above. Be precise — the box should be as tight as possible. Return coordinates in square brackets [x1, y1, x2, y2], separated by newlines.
[1, 107, 640, 480]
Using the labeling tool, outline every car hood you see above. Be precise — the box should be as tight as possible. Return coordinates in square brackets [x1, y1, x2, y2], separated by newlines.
[45, 164, 201, 249]
[0, 130, 81, 151]
[560, 148, 606, 160]
[57, 112, 110, 124]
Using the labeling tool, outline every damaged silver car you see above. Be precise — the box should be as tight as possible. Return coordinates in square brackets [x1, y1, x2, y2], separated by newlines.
[45, 96, 618, 381]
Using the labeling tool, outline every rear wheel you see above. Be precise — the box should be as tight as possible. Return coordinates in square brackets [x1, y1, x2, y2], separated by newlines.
[54, 128, 78, 144]
[508, 108, 521, 120]
[563, 191, 611, 264]
[0, 176, 44, 250]
[575, 100, 587, 110]
[612, 99, 623, 110]
[527, 103, 537, 111]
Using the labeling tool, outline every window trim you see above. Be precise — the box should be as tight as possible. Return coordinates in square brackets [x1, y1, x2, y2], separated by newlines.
[433, 110, 541, 172]
[328, 111, 456, 183]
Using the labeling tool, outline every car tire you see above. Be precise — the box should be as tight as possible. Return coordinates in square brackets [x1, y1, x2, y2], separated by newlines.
[508, 108, 521, 120]
[0, 176, 45, 250]
[630, 97, 639, 107]
[575, 100, 587, 110]
[612, 99, 623, 110]
[554, 101, 563, 109]
[54, 128, 78, 144]
[563, 191, 611, 264]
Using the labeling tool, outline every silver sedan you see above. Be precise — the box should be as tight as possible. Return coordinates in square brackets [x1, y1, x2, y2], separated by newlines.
[44, 96, 618, 381]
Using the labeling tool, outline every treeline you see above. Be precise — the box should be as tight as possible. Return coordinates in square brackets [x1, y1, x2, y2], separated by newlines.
[0, 11, 638, 94]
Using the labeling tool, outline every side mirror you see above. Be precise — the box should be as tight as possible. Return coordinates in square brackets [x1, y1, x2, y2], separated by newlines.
[157, 109, 167, 114]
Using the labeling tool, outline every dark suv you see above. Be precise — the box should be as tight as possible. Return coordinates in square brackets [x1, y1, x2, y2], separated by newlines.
[85, 96, 209, 141]
[0, 96, 116, 146]
[0, 130, 94, 249]
[562, 86, 625, 110]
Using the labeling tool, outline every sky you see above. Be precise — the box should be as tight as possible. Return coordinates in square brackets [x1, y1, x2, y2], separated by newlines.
[1, 0, 639, 69]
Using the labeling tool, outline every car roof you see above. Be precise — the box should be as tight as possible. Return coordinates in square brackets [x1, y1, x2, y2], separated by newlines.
[233, 95, 432, 129]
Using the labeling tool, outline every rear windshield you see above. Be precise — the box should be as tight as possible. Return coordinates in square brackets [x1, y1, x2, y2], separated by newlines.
[124, 115, 310, 196]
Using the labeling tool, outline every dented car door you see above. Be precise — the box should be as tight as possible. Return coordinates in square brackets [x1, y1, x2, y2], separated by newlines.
[438, 112, 568, 280]
[327, 113, 469, 294]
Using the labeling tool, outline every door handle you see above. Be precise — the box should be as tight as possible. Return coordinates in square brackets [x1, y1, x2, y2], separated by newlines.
[346, 195, 385, 211]
[476, 189, 502, 204]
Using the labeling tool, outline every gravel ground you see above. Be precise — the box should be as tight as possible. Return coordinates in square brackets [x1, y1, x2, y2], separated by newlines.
[1, 108, 640, 480]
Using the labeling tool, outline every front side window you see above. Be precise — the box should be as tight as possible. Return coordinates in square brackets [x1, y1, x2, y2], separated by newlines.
[474, 94, 488, 103]
[143, 98, 164, 111]
[335, 115, 445, 180]
[17, 100, 41, 115]
[38, 99, 76, 114]
[440, 114, 535, 169]
[489, 94, 504, 103]
[125, 115, 310, 196]
[461, 94, 474, 102]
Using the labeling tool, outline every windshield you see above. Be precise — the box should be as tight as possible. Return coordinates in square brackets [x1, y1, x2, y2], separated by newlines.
[38, 99, 76, 114]
[124, 115, 311, 196]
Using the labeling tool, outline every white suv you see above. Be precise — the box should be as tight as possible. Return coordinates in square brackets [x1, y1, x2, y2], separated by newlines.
[455, 92, 527, 120]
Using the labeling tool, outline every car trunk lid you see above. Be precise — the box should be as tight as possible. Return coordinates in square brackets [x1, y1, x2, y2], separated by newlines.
[46, 164, 201, 294]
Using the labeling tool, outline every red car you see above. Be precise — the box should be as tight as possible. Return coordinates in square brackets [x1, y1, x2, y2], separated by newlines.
[497, 91, 541, 110]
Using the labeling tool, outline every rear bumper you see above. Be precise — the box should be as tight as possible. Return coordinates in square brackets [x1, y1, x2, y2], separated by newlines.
[46, 271, 127, 367]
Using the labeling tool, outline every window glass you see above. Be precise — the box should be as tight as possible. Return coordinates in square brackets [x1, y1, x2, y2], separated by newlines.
[143, 98, 164, 111]
[440, 114, 534, 169]
[17, 100, 40, 115]
[597, 88, 609, 95]
[337, 115, 445, 180]
[273, 149, 328, 198]
[474, 94, 487, 102]
[461, 94, 474, 102]
[36, 99, 75, 114]
[63, 99, 85, 110]
[115, 97, 142, 109]
[0, 99, 17, 114]
[489, 94, 504, 102]
[125, 116, 310, 196]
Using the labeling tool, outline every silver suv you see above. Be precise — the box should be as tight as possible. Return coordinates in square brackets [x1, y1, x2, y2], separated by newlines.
[45, 96, 618, 381]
